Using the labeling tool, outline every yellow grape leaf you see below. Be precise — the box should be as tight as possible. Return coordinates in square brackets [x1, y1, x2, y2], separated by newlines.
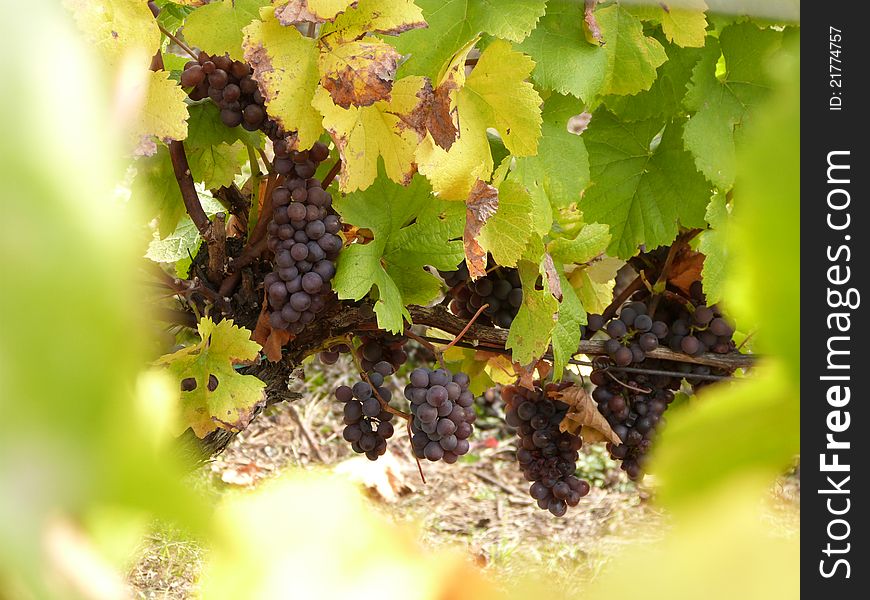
[567, 257, 623, 315]
[309, 0, 357, 20]
[313, 76, 428, 192]
[318, 38, 401, 108]
[417, 39, 542, 200]
[324, 0, 426, 40]
[661, 0, 708, 48]
[156, 318, 265, 438]
[276, 0, 357, 24]
[64, 0, 160, 68]
[129, 70, 189, 152]
[554, 385, 620, 444]
[243, 8, 323, 148]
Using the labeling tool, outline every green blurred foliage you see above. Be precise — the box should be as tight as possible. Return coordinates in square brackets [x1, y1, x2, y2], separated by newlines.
[0, 2, 203, 596]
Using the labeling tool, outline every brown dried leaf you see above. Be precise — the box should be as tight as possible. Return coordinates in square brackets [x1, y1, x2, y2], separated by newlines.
[668, 246, 706, 294]
[275, 0, 319, 25]
[583, 0, 605, 46]
[542, 253, 562, 301]
[400, 79, 458, 151]
[319, 39, 400, 108]
[555, 386, 621, 444]
[464, 180, 499, 279]
[252, 292, 292, 362]
[275, 0, 358, 25]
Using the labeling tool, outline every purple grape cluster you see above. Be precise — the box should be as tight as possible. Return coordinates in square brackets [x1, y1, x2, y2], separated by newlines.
[181, 52, 282, 139]
[405, 368, 476, 463]
[439, 261, 523, 329]
[590, 369, 674, 480]
[503, 382, 590, 516]
[317, 333, 408, 371]
[334, 361, 397, 461]
[264, 142, 342, 332]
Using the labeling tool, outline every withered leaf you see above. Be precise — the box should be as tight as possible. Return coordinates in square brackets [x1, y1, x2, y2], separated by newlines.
[668, 246, 706, 294]
[583, 0, 605, 46]
[554, 385, 621, 444]
[464, 179, 499, 279]
[319, 39, 400, 108]
[252, 292, 292, 362]
[542, 253, 563, 301]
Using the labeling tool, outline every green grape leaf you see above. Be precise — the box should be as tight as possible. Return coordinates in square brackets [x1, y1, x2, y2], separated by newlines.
[551, 268, 586, 380]
[392, 0, 547, 79]
[146, 195, 225, 274]
[185, 102, 261, 189]
[64, 0, 161, 69]
[417, 39, 542, 200]
[243, 8, 323, 148]
[581, 111, 710, 258]
[154, 0, 195, 33]
[660, 1, 709, 48]
[548, 222, 611, 265]
[132, 145, 186, 237]
[322, 0, 426, 40]
[507, 260, 558, 366]
[479, 180, 535, 269]
[697, 193, 728, 304]
[518, 2, 667, 103]
[510, 93, 590, 212]
[184, 0, 269, 61]
[333, 174, 465, 332]
[683, 23, 782, 190]
[314, 76, 429, 192]
[156, 317, 265, 437]
[604, 38, 705, 122]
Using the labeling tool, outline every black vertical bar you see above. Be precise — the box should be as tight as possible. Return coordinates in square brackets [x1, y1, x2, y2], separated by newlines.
[802, 3, 868, 596]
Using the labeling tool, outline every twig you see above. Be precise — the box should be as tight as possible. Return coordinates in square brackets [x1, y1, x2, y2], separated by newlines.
[602, 275, 644, 321]
[603, 369, 652, 394]
[408, 419, 426, 484]
[403, 330, 444, 368]
[322, 159, 342, 188]
[218, 238, 268, 297]
[154, 307, 198, 328]
[442, 303, 489, 353]
[168, 141, 210, 235]
[286, 403, 327, 462]
[736, 330, 756, 352]
[157, 23, 198, 60]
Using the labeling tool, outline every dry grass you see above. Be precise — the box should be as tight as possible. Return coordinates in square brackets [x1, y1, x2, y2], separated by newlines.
[127, 357, 797, 598]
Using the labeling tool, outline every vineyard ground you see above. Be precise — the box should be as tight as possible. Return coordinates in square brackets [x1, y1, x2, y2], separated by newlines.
[128, 359, 799, 599]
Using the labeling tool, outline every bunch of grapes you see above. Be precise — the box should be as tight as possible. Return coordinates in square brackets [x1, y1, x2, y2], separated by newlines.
[590, 370, 674, 480]
[439, 260, 523, 328]
[503, 382, 590, 516]
[405, 368, 476, 463]
[586, 286, 736, 365]
[586, 301, 670, 367]
[358, 333, 408, 372]
[264, 142, 342, 332]
[334, 361, 397, 461]
[181, 52, 282, 137]
[318, 332, 409, 370]
[584, 280, 741, 479]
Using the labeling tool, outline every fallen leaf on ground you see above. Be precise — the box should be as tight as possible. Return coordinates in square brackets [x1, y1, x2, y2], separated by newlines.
[333, 451, 409, 503]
